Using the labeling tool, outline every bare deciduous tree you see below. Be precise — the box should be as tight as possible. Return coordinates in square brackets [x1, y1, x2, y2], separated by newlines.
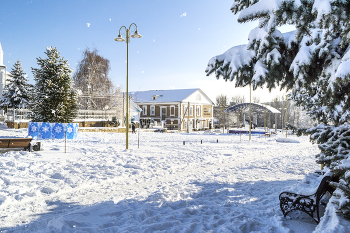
[215, 94, 228, 107]
[253, 95, 260, 103]
[230, 94, 246, 127]
[73, 47, 115, 110]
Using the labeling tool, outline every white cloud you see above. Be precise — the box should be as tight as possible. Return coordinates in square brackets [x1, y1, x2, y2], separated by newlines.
[109, 18, 111, 21]
[142, 71, 144, 73]
[181, 12, 187, 17]
[87, 23, 90, 27]
[198, 28, 201, 30]
[153, 39, 156, 42]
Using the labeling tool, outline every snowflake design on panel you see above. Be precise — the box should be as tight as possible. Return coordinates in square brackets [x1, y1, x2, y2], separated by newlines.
[42, 126, 50, 133]
[67, 127, 73, 133]
[31, 125, 37, 132]
[54, 125, 63, 133]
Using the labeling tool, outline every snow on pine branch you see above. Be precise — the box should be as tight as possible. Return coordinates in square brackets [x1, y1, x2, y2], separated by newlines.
[335, 48, 350, 80]
[205, 44, 255, 82]
[230, 0, 259, 15]
[206, 28, 294, 89]
[312, 0, 332, 25]
[238, 0, 282, 23]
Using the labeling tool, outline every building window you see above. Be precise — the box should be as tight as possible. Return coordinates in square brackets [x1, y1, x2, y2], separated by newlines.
[142, 106, 147, 116]
[196, 94, 201, 100]
[197, 106, 201, 116]
[170, 105, 175, 116]
[190, 106, 193, 116]
[152, 95, 162, 100]
[208, 108, 211, 113]
[184, 106, 189, 116]
[150, 106, 155, 116]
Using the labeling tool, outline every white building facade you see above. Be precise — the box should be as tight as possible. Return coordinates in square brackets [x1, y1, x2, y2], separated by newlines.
[0, 43, 10, 116]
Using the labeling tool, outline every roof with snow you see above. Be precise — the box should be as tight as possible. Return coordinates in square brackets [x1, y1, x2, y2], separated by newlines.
[130, 88, 203, 103]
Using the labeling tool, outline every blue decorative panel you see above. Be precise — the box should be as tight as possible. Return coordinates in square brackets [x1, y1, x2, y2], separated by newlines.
[74, 123, 78, 139]
[28, 122, 78, 140]
[39, 122, 52, 139]
[28, 122, 39, 139]
[66, 123, 75, 139]
[52, 123, 65, 139]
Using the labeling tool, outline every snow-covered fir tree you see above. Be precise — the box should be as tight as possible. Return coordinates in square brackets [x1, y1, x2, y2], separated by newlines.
[206, 0, 350, 221]
[30, 46, 77, 123]
[0, 60, 31, 110]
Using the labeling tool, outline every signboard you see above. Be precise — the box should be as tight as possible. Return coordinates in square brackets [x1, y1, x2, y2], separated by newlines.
[203, 107, 211, 116]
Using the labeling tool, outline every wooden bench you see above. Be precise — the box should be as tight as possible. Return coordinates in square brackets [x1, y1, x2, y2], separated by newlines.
[279, 174, 337, 223]
[0, 138, 32, 151]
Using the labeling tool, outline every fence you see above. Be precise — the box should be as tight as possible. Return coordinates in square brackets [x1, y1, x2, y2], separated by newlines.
[4, 108, 31, 121]
[75, 109, 120, 120]
[2, 108, 121, 122]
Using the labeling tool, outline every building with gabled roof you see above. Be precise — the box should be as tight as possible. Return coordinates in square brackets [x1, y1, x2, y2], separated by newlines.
[130, 88, 214, 131]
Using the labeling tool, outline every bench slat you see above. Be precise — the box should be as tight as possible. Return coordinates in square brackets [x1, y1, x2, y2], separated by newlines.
[0, 140, 11, 148]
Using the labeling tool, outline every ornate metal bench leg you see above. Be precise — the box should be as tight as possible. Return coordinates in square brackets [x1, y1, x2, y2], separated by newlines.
[279, 192, 318, 223]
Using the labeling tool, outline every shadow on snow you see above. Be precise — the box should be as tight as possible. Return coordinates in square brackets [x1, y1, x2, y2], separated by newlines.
[0, 179, 318, 233]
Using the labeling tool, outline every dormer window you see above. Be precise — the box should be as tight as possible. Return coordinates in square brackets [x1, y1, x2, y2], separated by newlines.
[196, 94, 201, 100]
[152, 95, 162, 100]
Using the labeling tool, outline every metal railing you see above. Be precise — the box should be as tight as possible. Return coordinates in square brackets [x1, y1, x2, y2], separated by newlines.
[4, 108, 31, 121]
[2, 108, 122, 122]
[75, 109, 120, 120]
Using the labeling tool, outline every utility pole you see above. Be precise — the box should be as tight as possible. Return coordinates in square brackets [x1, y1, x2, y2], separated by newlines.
[281, 100, 284, 134]
[249, 84, 251, 140]
[264, 106, 267, 133]
[285, 95, 288, 138]
[223, 104, 225, 133]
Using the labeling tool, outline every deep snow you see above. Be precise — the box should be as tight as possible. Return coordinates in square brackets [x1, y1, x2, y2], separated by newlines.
[0, 126, 349, 232]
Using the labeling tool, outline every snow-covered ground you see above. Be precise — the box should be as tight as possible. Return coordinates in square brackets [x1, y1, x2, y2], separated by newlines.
[0, 126, 348, 232]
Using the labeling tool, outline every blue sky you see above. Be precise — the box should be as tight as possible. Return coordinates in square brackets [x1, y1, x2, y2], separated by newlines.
[0, 0, 292, 103]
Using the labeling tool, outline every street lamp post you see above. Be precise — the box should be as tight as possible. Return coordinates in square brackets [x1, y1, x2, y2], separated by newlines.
[115, 23, 142, 150]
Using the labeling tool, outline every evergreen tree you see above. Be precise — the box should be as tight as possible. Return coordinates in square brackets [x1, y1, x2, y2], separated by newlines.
[206, 0, 350, 223]
[0, 60, 31, 110]
[30, 46, 77, 123]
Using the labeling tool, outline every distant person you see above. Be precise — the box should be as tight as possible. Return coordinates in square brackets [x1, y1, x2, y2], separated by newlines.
[132, 123, 136, 134]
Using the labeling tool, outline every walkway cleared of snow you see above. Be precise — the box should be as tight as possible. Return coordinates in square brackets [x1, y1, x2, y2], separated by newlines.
[0, 128, 348, 232]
